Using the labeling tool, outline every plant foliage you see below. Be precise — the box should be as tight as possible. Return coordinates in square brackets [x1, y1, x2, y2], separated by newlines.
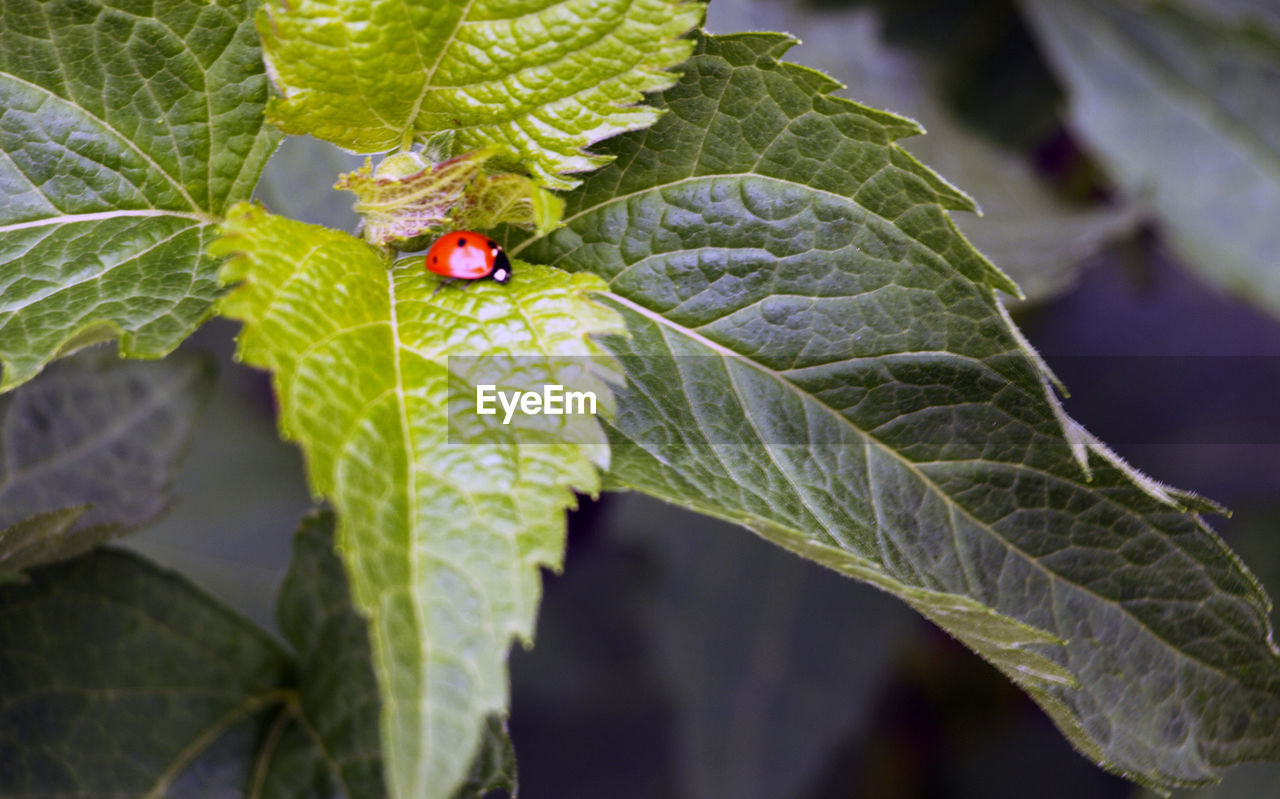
[0, 512, 515, 799]
[259, 0, 706, 188]
[0, 350, 209, 578]
[516, 33, 1280, 790]
[0, 0, 279, 390]
[214, 206, 621, 799]
[4, 0, 1280, 796]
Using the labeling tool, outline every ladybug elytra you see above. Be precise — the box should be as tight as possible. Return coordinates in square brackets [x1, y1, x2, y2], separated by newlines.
[425, 231, 511, 285]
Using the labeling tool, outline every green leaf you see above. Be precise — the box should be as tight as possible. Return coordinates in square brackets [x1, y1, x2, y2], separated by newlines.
[0, 349, 211, 578]
[0, 0, 281, 391]
[812, 6, 1138, 302]
[452, 173, 565, 238]
[0, 549, 294, 797]
[516, 32, 1280, 791]
[214, 205, 622, 799]
[270, 510, 386, 798]
[0, 511, 399, 798]
[258, 0, 706, 189]
[703, 1, 1138, 303]
[451, 716, 517, 799]
[1022, 0, 1280, 315]
[0, 508, 90, 585]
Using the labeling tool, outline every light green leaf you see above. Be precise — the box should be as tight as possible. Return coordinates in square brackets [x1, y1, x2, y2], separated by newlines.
[214, 204, 622, 799]
[0, 0, 281, 392]
[453, 173, 565, 238]
[516, 33, 1280, 791]
[258, 0, 705, 189]
[1022, 0, 1280, 315]
[0, 348, 210, 578]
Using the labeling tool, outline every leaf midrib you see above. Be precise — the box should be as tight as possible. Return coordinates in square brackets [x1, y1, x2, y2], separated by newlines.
[401, 0, 479, 147]
[512, 173, 957, 266]
[0, 210, 213, 235]
[140, 689, 291, 799]
[600, 291, 1259, 689]
[246, 703, 292, 799]
[382, 264, 430, 798]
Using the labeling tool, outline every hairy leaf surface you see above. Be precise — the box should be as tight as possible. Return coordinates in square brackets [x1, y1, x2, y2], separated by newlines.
[215, 206, 621, 799]
[517, 33, 1280, 790]
[258, 0, 704, 188]
[1023, 0, 1280, 315]
[0, 0, 281, 390]
[0, 349, 210, 577]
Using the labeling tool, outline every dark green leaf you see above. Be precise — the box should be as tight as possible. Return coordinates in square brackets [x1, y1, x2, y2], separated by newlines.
[705, 0, 1137, 303]
[0, 0, 281, 391]
[272, 511, 385, 799]
[0, 349, 210, 577]
[0, 509, 518, 797]
[0, 550, 293, 797]
[518, 32, 1280, 790]
[451, 716, 517, 799]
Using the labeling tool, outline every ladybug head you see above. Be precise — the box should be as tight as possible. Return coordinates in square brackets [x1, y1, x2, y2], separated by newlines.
[491, 248, 512, 284]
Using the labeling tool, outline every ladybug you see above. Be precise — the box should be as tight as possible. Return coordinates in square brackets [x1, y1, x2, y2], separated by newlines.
[425, 231, 512, 285]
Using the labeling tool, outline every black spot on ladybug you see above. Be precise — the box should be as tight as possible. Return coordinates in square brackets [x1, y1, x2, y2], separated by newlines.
[487, 239, 498, 249]
[456, 237, 466, 247]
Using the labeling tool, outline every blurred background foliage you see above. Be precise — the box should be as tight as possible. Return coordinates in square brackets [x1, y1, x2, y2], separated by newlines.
[118, 0, 1280, 795]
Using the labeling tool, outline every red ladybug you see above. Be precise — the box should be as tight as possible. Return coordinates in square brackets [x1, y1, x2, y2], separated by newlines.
[425, 231, 512, 284]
